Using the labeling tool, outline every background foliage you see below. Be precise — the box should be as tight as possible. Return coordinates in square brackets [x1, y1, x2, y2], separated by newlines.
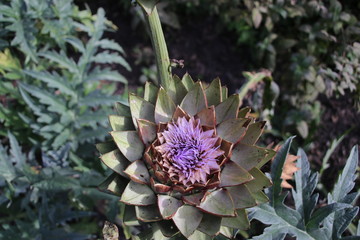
[0, 0, 359, 239]
[0, 0, 128, 238]
[149, 0, 360, 142]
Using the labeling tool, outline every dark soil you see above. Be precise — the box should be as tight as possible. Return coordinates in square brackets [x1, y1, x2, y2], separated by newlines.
[309, 94, 360, 191]
[166, 17, 249, 91]
[82, 1, 249, 91]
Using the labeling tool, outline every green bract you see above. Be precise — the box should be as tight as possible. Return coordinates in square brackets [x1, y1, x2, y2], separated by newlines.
[97, 74, 276, 239]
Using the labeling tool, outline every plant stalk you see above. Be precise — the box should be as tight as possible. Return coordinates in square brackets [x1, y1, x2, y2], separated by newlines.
[143, 7, 171, 90]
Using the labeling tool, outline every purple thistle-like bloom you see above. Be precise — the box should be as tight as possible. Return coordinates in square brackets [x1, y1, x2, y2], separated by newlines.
[155, 117, 224, 186]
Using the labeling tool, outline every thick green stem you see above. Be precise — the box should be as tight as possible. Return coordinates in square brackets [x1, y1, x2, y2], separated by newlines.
[144, 7, 171, 90]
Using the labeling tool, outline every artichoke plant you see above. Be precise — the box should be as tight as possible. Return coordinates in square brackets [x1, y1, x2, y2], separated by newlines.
[97, 1, 275, 239]
[97, 75, 275, 239]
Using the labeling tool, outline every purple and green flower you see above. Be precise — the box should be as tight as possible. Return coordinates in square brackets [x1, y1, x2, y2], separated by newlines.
[97, 77, 275, 239]
[97, 1, 276, 239]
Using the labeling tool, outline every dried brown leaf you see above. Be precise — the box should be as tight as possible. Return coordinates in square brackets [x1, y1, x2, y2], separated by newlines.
[272, 145, 300, 189]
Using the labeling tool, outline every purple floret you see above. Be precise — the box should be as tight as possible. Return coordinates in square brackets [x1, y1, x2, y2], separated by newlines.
[156, 117, 224, 186]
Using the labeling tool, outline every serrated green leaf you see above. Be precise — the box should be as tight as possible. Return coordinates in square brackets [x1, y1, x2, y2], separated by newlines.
[52, 128, 71, 149]
[34, 175, 78, 191]
[23, 70, 76, 97]
[39, 51, 78, 74]
[85, 67, 127, 84]
[253, 143, 359, 240]
[331, 207, 359, 239]
[324, 145, 359, 239]
[65, 37, 85, 53]
[78, 126, 109, 143]
[7, 18, 38, 62]
[19, 87, 52, 123]
[77, 111, 109, 127]
[251, 225, 287, 240]
[79, 91, 120, 107]
[292, 149, 319, 225]
[306, 203, 349, 230]
[250, 204, 315, 240]
[19, 82, 68, 114]
[331, 146, 359, 203]
[0, 137, 17, 183]
[95, 39, 125, 54]
[91, 51, 131, 71]
[8, 131, 26, 167]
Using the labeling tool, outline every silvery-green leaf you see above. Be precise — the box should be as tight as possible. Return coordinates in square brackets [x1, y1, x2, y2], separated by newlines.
[121, 181, 156, 206]
[158, 195, 183, 220]
[292, 149, 319, 224]
[205, 77, 222, 106]
[111, 131, 145, 162]
[129, 94, 155, 128]
[215, 94, 240, 123]
[155, 87, 176, 123]
[198, 189, 236, 217]
[180, 82, 207, 116]
[173, 205, 203, 238]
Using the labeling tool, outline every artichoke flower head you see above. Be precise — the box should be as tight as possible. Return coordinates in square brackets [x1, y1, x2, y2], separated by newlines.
[97, 1, 276, 239]
[97, 76, 276, 239]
